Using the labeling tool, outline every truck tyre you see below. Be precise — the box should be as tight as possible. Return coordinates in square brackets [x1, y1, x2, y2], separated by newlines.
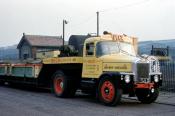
[52, 71, 76, 98]
[98, 77, 122, 106]
[136, 88, 159, 104]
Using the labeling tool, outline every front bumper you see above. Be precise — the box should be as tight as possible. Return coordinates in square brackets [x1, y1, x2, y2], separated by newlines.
[134, 83, 154, 89]
[120, 74, 162, 95]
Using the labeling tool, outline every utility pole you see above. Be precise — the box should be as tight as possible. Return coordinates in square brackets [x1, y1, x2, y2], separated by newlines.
[96, 11, 99, 36]
[62, 19, 68, 51]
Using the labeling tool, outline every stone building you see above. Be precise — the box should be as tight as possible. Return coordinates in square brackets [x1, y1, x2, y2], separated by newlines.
[17, 33, 62, 59]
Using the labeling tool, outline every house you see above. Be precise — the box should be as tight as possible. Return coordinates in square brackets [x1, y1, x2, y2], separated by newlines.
[17, 33, 63, 59]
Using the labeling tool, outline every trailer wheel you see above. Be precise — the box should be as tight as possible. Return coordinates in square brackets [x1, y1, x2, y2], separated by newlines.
[52, 71, 76, 98]
[136, 88, 159, 104]
[98, 77, 122, 106]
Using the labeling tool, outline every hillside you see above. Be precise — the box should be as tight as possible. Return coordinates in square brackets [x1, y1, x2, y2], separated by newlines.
[139, 39, 175, 60]
[0, 45, 18, 60]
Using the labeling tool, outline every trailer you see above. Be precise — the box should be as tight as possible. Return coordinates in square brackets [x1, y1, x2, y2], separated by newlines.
[0, 32, 162, 106]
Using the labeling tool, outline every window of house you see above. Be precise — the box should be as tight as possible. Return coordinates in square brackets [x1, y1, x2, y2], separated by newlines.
[22, 46, 30, 59]
[23, 54, 29, 59]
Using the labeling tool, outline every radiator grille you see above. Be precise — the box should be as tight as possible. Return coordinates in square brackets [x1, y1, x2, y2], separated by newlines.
[137, 63, 149, 79]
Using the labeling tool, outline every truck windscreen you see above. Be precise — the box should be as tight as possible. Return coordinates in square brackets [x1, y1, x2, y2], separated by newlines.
[96, 41, 119, 57]
[119, 42, 136, 56]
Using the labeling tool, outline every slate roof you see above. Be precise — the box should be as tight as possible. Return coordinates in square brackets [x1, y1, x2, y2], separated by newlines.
[17, 34, 63, 48]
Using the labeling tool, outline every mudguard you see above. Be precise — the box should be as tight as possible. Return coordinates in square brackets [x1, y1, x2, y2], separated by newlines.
[99, 72, 122, 88]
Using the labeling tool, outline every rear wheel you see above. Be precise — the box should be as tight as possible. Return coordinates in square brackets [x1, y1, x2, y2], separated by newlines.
[136, 88, 159, 104]
[52, 71, 77, 98]
[98, 77, 122, 106]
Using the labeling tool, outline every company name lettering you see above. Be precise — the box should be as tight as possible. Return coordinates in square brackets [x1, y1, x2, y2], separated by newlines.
[104, 64, 128, 70]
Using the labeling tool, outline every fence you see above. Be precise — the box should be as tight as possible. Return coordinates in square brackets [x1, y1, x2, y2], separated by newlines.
[159, 61, 175, 93]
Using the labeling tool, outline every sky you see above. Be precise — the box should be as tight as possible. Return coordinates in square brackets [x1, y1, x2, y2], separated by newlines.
[0, 0, 175, 47]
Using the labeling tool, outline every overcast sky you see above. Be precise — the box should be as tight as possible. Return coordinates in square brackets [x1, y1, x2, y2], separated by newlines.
[0, 0, 174, 47]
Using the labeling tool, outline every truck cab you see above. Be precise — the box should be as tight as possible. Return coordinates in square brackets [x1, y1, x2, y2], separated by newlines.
[80, 34, 162, 106]
[82, 34, 136, 78]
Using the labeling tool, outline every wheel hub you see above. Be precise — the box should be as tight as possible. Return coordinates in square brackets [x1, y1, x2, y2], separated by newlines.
[104, 88, 110, 94]
[54, 77, 64, 94]
[60, 82, 63, 88]
[101, 81, 115, 102]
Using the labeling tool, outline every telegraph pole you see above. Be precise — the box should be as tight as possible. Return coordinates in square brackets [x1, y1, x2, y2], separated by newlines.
[96, 11, 99, 36]
[63, 20, 65, 51]
[62, 19, 68, 51]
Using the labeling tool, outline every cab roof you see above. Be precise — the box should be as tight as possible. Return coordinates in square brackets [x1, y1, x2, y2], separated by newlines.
[85, 34, 137, 44]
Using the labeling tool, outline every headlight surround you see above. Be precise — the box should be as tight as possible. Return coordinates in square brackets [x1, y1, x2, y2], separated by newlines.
[124, 75, 130, 83]
[154, 75, 159, 82]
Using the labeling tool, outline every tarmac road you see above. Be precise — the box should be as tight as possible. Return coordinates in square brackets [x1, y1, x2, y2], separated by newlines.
[0, 85, 175, 116]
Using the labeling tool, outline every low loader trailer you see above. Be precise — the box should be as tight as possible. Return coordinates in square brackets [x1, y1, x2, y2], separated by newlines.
[0, 33, 162, 106]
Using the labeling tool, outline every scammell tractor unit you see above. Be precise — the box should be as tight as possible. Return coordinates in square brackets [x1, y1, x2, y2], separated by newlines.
[0, 33, 162, 106]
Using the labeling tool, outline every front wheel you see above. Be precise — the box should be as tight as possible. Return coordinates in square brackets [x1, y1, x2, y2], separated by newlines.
[98, 77, 122, 106]
[136, 88, 159, 104]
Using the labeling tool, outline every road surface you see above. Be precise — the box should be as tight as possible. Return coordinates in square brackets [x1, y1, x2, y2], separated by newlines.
[0, 85, 175, 116]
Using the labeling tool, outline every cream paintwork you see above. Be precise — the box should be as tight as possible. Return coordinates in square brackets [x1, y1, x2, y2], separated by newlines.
[82, 54, 135, 78]
[100, 54, 135, 73]
[82, 56, 103, 78]
[0, 63, 42, 78]
[36, 50, 60, 59]
[43, 57, 83, 64]
[82, 35, 137, 78]
[99, 53, 137, 63]
[34, 65, 42, 78]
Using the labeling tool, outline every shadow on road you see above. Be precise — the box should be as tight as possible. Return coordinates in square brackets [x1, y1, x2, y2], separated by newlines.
[0, 83, 146, 107]
[1, 83, 50, 93]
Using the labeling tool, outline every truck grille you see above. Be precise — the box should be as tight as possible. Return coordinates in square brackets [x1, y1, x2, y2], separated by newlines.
[137, 63, 149, 79]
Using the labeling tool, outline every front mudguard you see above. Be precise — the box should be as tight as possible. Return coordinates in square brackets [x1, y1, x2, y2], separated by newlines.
[99, 72, 134, 91]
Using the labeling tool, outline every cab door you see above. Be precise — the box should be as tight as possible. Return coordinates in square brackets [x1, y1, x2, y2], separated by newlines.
[82, 42, 102, 78]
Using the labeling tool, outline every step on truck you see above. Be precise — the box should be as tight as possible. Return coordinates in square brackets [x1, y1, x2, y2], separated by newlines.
[0, 32, 162, 106]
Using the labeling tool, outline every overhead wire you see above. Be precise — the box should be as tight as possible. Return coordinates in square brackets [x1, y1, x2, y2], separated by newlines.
[68, 14, 96, 33]
[69, 0, 151, 34]
[99, 0, 151, 13]
[99, 0, 151, 34]
[69, 14, 96, 29]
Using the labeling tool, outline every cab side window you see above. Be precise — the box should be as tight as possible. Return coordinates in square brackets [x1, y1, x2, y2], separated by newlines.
[86, 43, 94, 56]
